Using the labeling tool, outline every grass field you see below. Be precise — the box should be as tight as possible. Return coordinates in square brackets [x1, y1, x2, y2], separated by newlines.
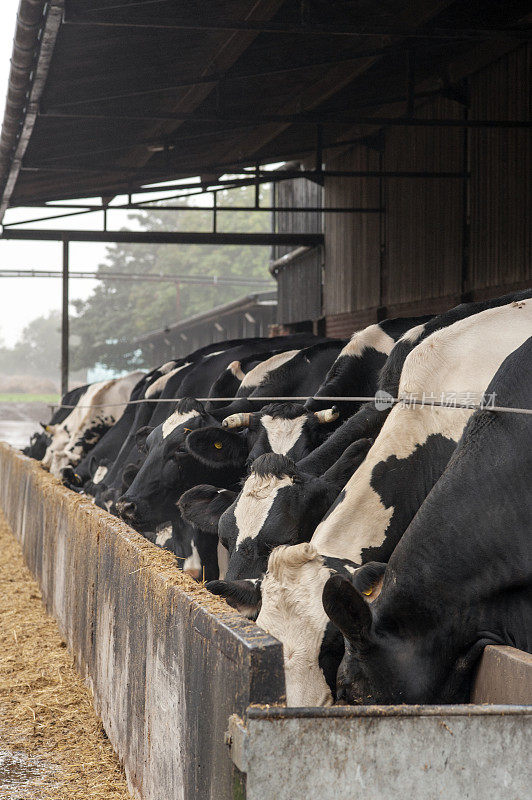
[0, 394, 60, 404]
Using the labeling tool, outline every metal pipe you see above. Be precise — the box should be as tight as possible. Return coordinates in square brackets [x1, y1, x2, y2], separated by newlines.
[269, 246, 312, 276]
[61, 235, 69, 395]
[0, 269, 274, 286]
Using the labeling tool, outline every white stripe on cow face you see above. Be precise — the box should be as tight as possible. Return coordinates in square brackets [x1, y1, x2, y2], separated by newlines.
[161, 409, 200, 439]
[341, 323, 395, 358]
[92, 465, 108, 485]
[234, 472, 294, 550]
[259, 415, 307, 455]
[145, 362, 191, 398]
[257, 544, 334, 707]
[240, 350, 299, 389]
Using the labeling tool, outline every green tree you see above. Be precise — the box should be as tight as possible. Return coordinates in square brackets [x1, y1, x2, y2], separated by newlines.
[71, 185, 274, 372]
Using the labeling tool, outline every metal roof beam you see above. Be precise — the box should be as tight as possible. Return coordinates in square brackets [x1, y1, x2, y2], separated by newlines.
[37, 110, 531, 127]
[62, 11, 532, 41]
[0, 228, 324, 246]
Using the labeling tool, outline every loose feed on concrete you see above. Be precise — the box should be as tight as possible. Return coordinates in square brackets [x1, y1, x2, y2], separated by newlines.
[0, 507, 132, 800]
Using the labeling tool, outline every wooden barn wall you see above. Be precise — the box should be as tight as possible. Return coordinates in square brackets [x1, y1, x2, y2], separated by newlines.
[319, 45, 529, 338]
[323, 144, 381, 320]
[383, 95, 465, 312]
[468, 44, 531, 297]
[323, 96, 465, 336]
[274, 178, 323, 324]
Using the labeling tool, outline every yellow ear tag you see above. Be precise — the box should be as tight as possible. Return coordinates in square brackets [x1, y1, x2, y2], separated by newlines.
[214, 441, 223, 449]
[183, 428, 191, 433]
[362, 587, 373, 596]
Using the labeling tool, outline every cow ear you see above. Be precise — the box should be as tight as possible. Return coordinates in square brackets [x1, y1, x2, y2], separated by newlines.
[185, 426, 248, 469]
[323, 438, 373, 491]
[121, 463, 139, 491]
[88, 454, 98, 478]
[135, 425, 154, 454]
[350, 562, 386, 600]
[178, 484, 237, 535]
[322, 574, 373, 648]
[206, 578, 262, 619]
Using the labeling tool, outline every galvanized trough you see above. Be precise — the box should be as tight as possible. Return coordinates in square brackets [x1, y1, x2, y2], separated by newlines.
[0, 442, 530, 800]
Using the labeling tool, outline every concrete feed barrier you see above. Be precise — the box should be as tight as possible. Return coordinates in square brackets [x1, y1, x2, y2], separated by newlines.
[0, 443, 285, 800]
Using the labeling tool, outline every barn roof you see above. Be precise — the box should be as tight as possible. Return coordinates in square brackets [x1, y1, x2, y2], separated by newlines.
[0, 0, 529, 219]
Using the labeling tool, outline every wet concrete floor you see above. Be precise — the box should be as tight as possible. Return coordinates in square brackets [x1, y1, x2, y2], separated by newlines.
[0, 748, 57, 799]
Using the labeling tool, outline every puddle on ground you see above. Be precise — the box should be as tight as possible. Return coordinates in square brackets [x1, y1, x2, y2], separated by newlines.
[0, 748, 57, 798]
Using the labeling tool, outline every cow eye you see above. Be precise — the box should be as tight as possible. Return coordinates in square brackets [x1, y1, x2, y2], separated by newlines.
[214, 441, 223, 449]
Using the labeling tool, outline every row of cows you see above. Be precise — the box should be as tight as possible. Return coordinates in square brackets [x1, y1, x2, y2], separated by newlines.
[24, 290, 532, 708]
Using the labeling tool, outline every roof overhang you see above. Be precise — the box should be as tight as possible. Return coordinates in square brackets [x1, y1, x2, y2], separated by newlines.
[0, 0, 530, 220]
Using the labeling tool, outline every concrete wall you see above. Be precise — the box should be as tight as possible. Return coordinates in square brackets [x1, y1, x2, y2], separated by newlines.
[0, 443, 285, 800]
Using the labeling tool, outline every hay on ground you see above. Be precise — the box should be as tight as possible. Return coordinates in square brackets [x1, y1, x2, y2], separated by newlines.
[0, 507, 132, 800]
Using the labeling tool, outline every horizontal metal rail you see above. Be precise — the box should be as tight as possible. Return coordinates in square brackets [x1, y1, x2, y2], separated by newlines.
[38, 109, 531, 128]
[0, 269, 274, 287]
[0, 229, 323, 246]
[43, 396, 532, 415]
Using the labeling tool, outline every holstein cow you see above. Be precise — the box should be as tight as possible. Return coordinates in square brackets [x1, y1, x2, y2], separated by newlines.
[23, 383, 89, 460]
[304, 316, 433, 415]
[182, 341, 353, 473]
[209, 298, 532, 705]
[323, 337, 532, 704]
[115, 341, 341, 531]
[96, 334, 321, 505]
[42, 372, 144, 477]
[60, 365, 174, 491]
[182, 440, 372, 581]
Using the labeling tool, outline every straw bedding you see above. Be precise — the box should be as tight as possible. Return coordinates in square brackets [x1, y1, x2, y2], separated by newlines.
[0, 507, 132, 800]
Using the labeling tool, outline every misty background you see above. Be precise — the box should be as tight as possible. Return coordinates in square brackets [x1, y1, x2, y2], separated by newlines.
[0, 1, 272, 396]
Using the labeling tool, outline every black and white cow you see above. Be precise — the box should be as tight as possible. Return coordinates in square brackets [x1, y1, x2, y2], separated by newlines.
[42, 372, 144, 477]
[182, 439, 372, 581]
[323, 337, 532, 704]
[304, 316, 433, 415]
[60, 366, 171, 491]
[209, 298, 532, 705]
[23, 383, 90, 460]
[115, 341, 342, 532]
[96, 334, 321, 504]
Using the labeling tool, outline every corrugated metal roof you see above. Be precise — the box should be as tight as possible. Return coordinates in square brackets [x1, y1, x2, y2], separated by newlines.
[1, 0, 529, 217]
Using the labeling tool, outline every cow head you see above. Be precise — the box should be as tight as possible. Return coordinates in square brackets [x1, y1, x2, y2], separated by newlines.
[322, 569, 423, 704]
[216, 439, 373, 581]
[116, 398, 247, 532]
[208, 544, 360, 707]
[221, 402, 340, 463]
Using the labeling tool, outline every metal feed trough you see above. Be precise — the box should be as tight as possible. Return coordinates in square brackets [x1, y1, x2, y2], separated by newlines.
[0, 442, 529, 800]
